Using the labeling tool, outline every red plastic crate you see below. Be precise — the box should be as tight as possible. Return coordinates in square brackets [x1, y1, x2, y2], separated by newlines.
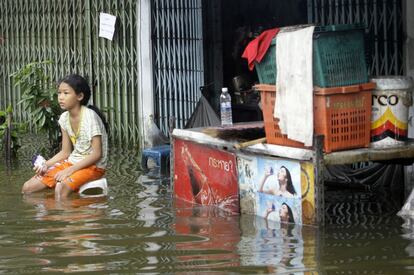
[255, 83, 375, 152]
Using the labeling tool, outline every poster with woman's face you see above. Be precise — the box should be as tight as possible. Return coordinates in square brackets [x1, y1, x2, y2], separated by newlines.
[236, 154, 313, 225]
[256, 158, 301, 199]
[257, 192, 302, 225]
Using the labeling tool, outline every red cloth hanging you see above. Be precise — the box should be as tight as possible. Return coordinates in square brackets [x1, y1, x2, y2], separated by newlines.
[241, 28, 280, 71]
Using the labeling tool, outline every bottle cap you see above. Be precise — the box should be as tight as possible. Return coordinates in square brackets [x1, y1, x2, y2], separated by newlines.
[222, 87, 228, 92]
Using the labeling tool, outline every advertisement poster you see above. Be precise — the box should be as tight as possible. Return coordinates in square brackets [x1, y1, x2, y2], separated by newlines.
[237, 154, 315, 225]
[173, 139, 239, 214]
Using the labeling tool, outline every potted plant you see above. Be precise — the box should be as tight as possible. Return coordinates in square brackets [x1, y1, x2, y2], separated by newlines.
[10, 60, 61, 152]
[0, 105, 27, 159]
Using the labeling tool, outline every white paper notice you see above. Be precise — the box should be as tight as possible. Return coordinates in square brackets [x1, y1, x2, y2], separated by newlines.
[99, 12, 117, 41]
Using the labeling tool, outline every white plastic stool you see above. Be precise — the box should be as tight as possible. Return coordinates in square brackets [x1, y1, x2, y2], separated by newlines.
[78, 178, 108, 197]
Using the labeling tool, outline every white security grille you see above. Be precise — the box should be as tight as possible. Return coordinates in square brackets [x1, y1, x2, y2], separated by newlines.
[151, 0, 204, 133]
[308, 0, 403, 76]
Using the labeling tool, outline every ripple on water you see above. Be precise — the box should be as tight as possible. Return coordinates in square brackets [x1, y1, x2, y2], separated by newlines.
[0, 135, 413, 273]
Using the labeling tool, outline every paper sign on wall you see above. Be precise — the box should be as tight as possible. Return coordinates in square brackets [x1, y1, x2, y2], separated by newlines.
[99, 12, 116, 41]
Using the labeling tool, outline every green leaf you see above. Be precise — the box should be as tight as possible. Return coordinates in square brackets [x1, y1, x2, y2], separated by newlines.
[32, 108, 42, 116]
[39, 114, 46, 127]
[6, 105, 13, 113]
[35, 110, 44, 122]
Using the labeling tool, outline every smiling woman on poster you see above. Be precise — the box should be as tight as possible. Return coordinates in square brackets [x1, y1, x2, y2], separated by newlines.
[259, 166, 297, 198]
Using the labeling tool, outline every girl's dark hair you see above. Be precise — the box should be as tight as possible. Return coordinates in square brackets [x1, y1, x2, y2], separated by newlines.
[59, 74, 109, 134]
[281, 166, 296, 195]
[282, 203, 295, 224]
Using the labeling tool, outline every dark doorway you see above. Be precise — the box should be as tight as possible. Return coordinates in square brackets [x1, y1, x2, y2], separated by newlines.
[203, 0, 307, 119]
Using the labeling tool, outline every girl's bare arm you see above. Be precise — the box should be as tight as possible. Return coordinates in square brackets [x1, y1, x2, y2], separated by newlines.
[45, 128, 72, 166]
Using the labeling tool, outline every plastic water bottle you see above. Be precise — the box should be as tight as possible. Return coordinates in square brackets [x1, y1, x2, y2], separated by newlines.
[32, 154, 46, 169]
[220, 87, 233, 127]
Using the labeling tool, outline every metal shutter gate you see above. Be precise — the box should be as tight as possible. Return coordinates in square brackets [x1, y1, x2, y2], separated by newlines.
[307, 0, 403, 76]
[0, 0, 139, 144]
[151, 0, 204, 133]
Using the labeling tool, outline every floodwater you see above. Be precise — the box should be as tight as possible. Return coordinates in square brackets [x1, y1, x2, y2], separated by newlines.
[0, 138, 413, 274]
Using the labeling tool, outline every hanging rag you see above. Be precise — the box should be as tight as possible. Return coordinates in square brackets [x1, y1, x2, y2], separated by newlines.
[242, 28, 280, 71]
[274, 26, 315, 146]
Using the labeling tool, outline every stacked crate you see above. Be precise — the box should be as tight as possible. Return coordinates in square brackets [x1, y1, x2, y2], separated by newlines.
[255, 24, 374, 153]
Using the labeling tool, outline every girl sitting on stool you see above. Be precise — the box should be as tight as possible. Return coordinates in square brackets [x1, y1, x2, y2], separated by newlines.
[22, 74, 108, 199]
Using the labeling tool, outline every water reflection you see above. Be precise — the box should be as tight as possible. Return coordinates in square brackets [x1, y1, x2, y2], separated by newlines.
[0, 139, 413, 273]
[239, 215, 319, 274]
[172, 199, 320, 274]
[173, 199, 241, 270]
[402, 217, 414, 258]
[23, 193, 108, 222]
[21, 193, 110, 272]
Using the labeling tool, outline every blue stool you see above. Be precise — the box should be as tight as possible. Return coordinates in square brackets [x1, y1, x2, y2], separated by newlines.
[141, 145, 171, 177]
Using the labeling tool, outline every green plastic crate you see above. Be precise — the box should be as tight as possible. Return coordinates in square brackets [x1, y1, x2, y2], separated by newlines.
[255, 24, 368, 87]
[313, 24, 368, 87]
[255, 39, 277, 84]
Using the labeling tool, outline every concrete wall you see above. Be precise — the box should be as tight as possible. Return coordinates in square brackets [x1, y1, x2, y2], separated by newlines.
[137, 0, 158, 149]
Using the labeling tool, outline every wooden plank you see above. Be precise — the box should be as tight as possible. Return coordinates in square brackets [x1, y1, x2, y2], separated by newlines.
[324, 141, 414, 165]
[172, 128, 235, 151]
[245, 143, 314, 161]
[202, 121, 264, 139]
[233, 137, 266, 150]
[172, 128, 314, 161]
[313, 136, 325, 225]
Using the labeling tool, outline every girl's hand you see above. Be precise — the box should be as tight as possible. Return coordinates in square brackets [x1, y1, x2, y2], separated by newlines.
[54, 167, 74, 182]
[34, 164, 48, 175]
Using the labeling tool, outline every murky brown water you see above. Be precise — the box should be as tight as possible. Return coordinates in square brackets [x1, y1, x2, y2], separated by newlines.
[0, 136, 413, 274]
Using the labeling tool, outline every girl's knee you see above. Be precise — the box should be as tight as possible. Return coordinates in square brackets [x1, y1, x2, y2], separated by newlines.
[22, 179, 46, 194]
[21, 182, 31, 194]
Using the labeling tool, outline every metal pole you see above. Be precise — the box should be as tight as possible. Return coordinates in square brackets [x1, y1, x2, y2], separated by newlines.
[313, 135, 325, 226]
[307, 0, 314, 23]
[5, 110, 12, 163]
[373, 0, 379, 75]
[382, 0, 389, 74]
[120, 0, 129, 142]
[114, 0, 122, 142]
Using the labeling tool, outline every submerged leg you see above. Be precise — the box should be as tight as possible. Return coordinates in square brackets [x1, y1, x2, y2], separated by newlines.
[55, 181, 74, 200]
[21, 177, 48, 194]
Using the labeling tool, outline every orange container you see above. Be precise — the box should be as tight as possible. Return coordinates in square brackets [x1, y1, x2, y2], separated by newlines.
[314, 82, 374, 152]
[255, 83, 375, 152]
[256, 84, 307, 148]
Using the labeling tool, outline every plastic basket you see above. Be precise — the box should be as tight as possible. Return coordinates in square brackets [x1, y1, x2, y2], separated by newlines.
[256, 84, 306, 148]
[255, 40, 277, 84]
[255, 82, 374, 152]
[313, 82, 374, 152]
[255, 24, 368, 87]
[313, 25, 368, 87]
